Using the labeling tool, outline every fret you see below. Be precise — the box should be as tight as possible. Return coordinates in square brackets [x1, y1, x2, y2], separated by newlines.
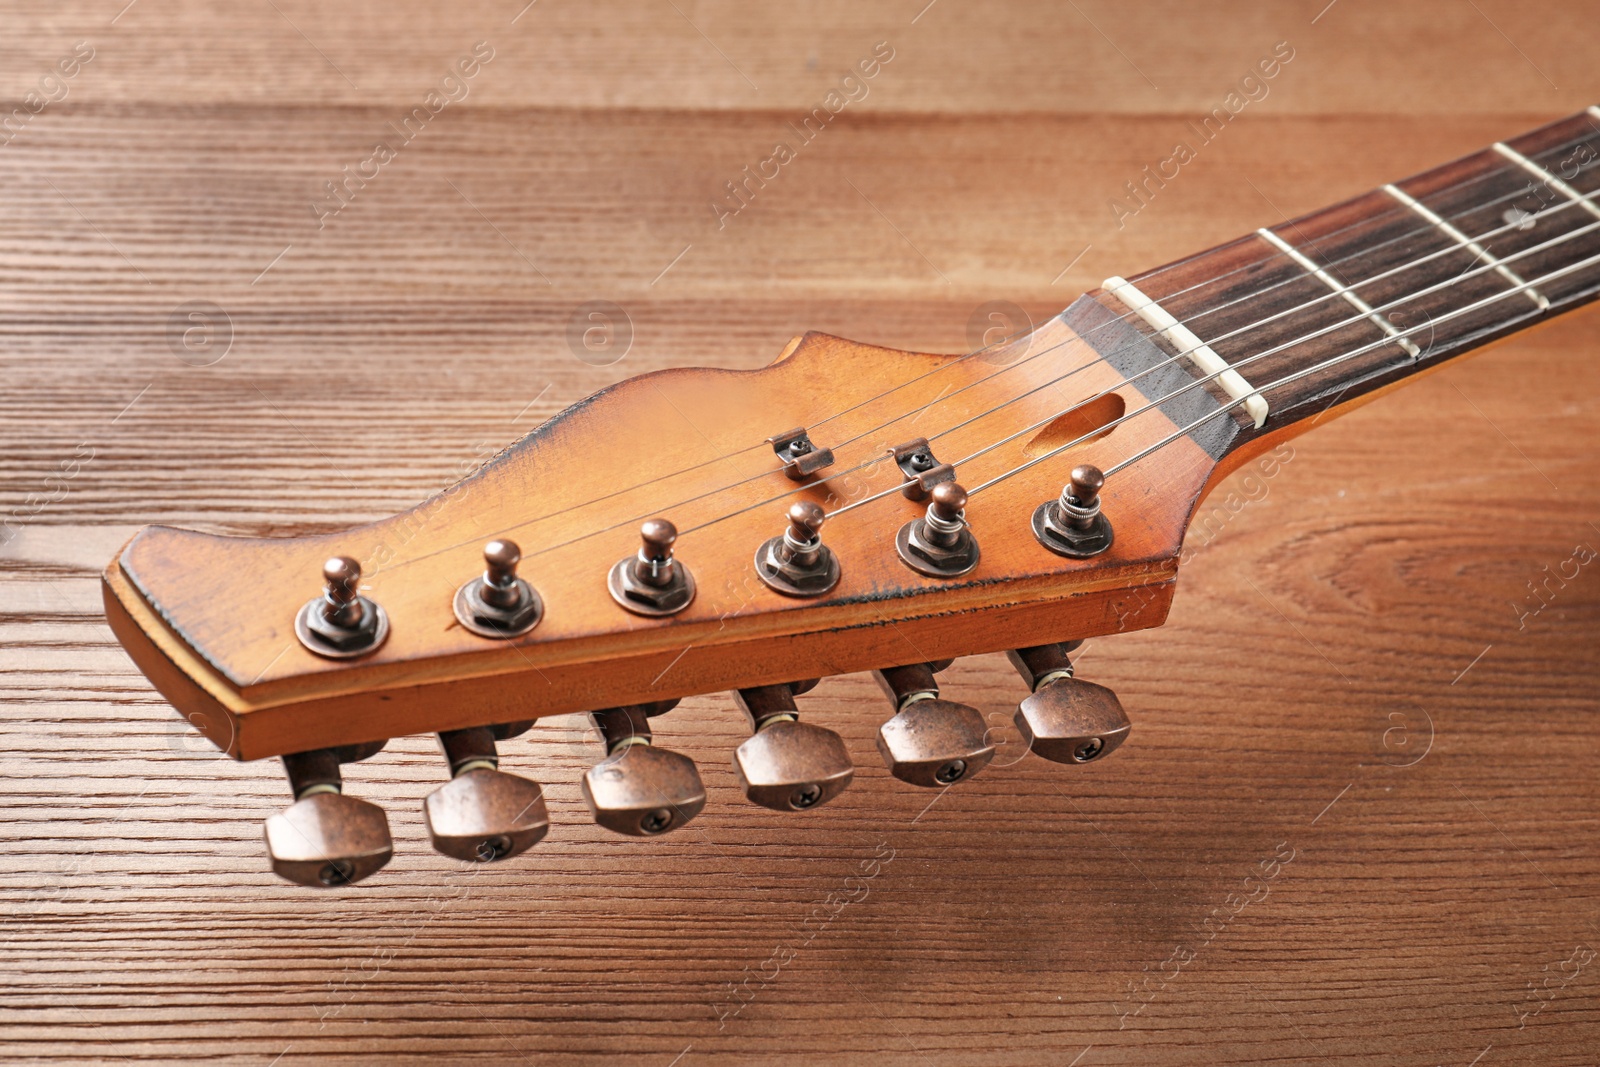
[1491, 141, 1600, 220]
[1099, 275, 1268, 427]
[1380, 182, 1548, 308]
[1254, 227, 1423, 359]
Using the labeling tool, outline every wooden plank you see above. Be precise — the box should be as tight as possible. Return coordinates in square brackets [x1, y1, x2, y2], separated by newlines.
[2, 3, 1599, 1062]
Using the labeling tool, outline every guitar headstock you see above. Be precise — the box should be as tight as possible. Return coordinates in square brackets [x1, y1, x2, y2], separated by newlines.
[105, 305, 1255, 885]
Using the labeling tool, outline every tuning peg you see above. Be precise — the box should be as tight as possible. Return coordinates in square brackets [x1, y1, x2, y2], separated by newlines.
[732, 682, 853, 811]
[454, 539, 543, 638]
[895, 481, 980, 578]
[264, 746, 393, 887]
[581, 700, 707, 835]
[1007, 643, 1131, 764]
[423, 726, 549, 862]
[871, 662, 994, 787]
[609, 518, 696, 616]
[294, 555, 390, 658]
[754, 500, 841, 597]
[1032, 464, 1114, 558]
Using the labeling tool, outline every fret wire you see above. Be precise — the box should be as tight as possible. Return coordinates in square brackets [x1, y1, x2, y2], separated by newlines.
[1493, 142, 1600, 221]
[1254, 227, 1422, 358]
[1381, 183, 1548, 308]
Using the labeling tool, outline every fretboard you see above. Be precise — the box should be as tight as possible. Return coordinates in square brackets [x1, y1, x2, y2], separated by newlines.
[1091, 107, 1600, 453]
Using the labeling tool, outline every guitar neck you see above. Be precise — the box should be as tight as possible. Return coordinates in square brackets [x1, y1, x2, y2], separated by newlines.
[1087, 107, 1600, 458]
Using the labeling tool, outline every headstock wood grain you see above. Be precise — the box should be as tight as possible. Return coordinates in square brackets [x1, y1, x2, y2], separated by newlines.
[104, 105, 1600, 884]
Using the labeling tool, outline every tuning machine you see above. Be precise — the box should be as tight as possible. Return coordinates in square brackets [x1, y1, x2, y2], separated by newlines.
[582, 700, 707, 836]
[609, 518, 695, 616]
[295, 556, 389, 658]
[454, 539, 542, 638]
[1008, 643, 1131, 764]
[264, 741, 392, 887]
[896, 481, 980, 578]
[423, 725, 549, 862]
[732, 680, 853, 811]
[871, 661, 994, 787]
[1033, 465, 1114, 558]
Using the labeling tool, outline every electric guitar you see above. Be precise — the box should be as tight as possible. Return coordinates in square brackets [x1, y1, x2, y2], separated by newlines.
[104, 106, 1600, 887]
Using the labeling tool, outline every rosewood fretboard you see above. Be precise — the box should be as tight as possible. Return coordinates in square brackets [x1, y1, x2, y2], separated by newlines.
[1082, 107, 1600, 460]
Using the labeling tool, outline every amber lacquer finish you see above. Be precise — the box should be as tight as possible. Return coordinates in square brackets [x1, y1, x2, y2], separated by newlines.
[103, 323, 1218, 760]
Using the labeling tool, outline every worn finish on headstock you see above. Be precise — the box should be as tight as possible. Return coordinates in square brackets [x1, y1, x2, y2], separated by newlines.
[104, 321, 1222, 760]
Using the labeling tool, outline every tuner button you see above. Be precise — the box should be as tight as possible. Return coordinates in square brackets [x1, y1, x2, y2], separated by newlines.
[1014, 677, 1131, 765]
[609, 519, 696, 616]
[424, 769, 549, 862]
[583, 745, 707, 836]
[295, 555, 389, 658]
[877, 698, 994, 788]
[454, 539, 543, 638]
[424, 726, 549, 862]
[735, 719, 854, 811]
[265, 792, 394, 888]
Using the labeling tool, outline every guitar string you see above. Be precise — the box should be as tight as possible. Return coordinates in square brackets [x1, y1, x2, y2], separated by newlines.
[417, 175, 1600, 565]
[755, 201, 1600, 524]
[386, 127, 1600, 570]
[967, 244, 1600, 495]
[436, 123, 1600, 545]
[537, 169, 1600, 550]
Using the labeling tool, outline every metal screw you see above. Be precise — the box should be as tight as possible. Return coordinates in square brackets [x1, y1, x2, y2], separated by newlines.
[788, 438, 811, 456]
[935, 759, 967, 784]
[640, 808, 674, 835]
[791, 784, 822, 809]
[318, 861, 355, 887]
[1074, 737, 1104, 762]
[909, 451, 934, 471]
[475, 835, 513, 862]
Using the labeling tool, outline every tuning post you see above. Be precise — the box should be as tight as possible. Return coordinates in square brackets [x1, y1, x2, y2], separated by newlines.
[1008, 642, 1131, 764]
[755, 500, 841, 597]
[423, 726, 549, 862]
[582, 700, 707, 836]
[264, 743, 393, 887]
[1033, 464, 1115, 558]
[295, 556, 389, 658]
[732, 681, 853, 811]
[895, 481, 980, 578]
[872, 662, 995, 787]
[454, 539, 543, 638]
[609, 518, 696, 616]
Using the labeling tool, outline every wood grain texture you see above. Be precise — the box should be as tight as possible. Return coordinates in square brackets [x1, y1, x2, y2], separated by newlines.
[3, 2, 1599, 1063]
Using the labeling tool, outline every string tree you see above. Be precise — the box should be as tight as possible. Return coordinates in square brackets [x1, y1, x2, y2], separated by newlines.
[871, 662, 994, 788]
[294, 556, 389, 658]
[264, 744, 393, 887]
[889, 438, 956, 501]
[767, 427, 834, 481]
[453, 539, 543, 638]
[608, 518, 696, 616]
[895, 481, 980, 578]
[424, 725, 549, 862]
[754, 500, 841, 597]
[1033, 464, 1115, 558]
[1007, 643, 1131, 765]
[582, 700, 707, 836]
[732, 681, 853, 811]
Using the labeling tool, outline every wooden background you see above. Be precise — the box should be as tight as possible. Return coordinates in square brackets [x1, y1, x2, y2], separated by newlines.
[3, 1, 1599, 1062]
